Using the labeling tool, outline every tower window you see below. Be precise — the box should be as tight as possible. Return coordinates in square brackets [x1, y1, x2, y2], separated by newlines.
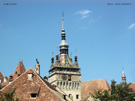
[63, 95, 66, 100]
[76, 95, 79, 99]
[31, 93, 37, 98]
[68, 75, 71, 81]
[69, 94, 71, 98]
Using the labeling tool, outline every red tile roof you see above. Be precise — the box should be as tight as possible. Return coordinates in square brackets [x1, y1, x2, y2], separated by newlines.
[0, 68, 63, 101]
[81, 79, 110, 100]
[27, 69, 33, 74]
[129, 83, 135, 93]
[13, 61, 26, 79]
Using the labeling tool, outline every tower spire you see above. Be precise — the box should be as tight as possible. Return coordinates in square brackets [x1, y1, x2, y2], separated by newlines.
[59, 13, 69, 54]
[122, 68, 126, 83]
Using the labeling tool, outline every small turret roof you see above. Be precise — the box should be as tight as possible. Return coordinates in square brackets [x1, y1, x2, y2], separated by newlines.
[13, 61, 26, 79]
[122, 69, 126, 78]
[10, 73, 12, 76]
[0, 72, 4, 79]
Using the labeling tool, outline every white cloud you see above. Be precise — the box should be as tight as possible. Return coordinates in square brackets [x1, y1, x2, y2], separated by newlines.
[75, 10, 91, 19]
[82, 15, 88, 19]
[128, 23, 135, 29]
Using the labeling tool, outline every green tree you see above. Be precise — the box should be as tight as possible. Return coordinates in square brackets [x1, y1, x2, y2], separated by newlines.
[93, 80, 135, 101]
[115, 83, 134, 101]
[0, 91, 19, 101]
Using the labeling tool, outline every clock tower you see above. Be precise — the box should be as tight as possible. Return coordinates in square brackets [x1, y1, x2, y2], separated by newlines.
[49, 13, 81, 101]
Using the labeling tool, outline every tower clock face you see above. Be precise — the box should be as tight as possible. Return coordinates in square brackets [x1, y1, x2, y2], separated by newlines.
[62, 75, 67, 80]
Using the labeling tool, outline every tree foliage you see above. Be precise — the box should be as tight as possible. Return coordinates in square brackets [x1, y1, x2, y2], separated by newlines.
[93, 80, 135, 101]
[0, 91, 19, 101]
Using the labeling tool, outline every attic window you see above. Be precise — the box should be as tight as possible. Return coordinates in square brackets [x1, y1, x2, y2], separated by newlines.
[0, 78, 1, 83]
[28, 73, 33, 80]
[16, 71, 17, 74]
[31, 93, 37, 98]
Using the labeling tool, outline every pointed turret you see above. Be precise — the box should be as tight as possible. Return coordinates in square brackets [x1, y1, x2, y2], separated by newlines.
[59, 13, 69, 55]
[74, 49, 79, 67]
[75, 55, 78, 67]
[56, 47, 59, 60]
[9, 73, 13, 83]
[122, 68, 126, 83]
[13, 61, 26, 79]
[56, 53, 59, 60]
[10, 73, 13, 79]
[51, 56, 54, 65]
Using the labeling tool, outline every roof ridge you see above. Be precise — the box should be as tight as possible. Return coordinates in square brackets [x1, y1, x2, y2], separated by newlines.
[82, 79, 106, 83]
[0, 67, 31, 91]
[32, 68, 64, 100]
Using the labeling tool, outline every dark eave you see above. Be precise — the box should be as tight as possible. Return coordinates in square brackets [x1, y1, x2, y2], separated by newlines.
[49, 66, 80, 72]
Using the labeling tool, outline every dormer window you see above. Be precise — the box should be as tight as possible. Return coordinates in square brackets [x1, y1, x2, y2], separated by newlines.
[0, 78, 2, 83]
[28, 73, 33, 80]
[28, 70, 33, 80]
[31, 93, 37, 98]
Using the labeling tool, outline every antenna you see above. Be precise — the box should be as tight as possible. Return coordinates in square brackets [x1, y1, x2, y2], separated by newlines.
[62, 12, 64, 20]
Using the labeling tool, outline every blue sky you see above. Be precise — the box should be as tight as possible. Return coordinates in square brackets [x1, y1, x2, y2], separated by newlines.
[0, 0, 135, 84]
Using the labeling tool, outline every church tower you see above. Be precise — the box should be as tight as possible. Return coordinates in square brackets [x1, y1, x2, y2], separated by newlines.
[122, 69, 126, 83]
[49, 13, 81, 101]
